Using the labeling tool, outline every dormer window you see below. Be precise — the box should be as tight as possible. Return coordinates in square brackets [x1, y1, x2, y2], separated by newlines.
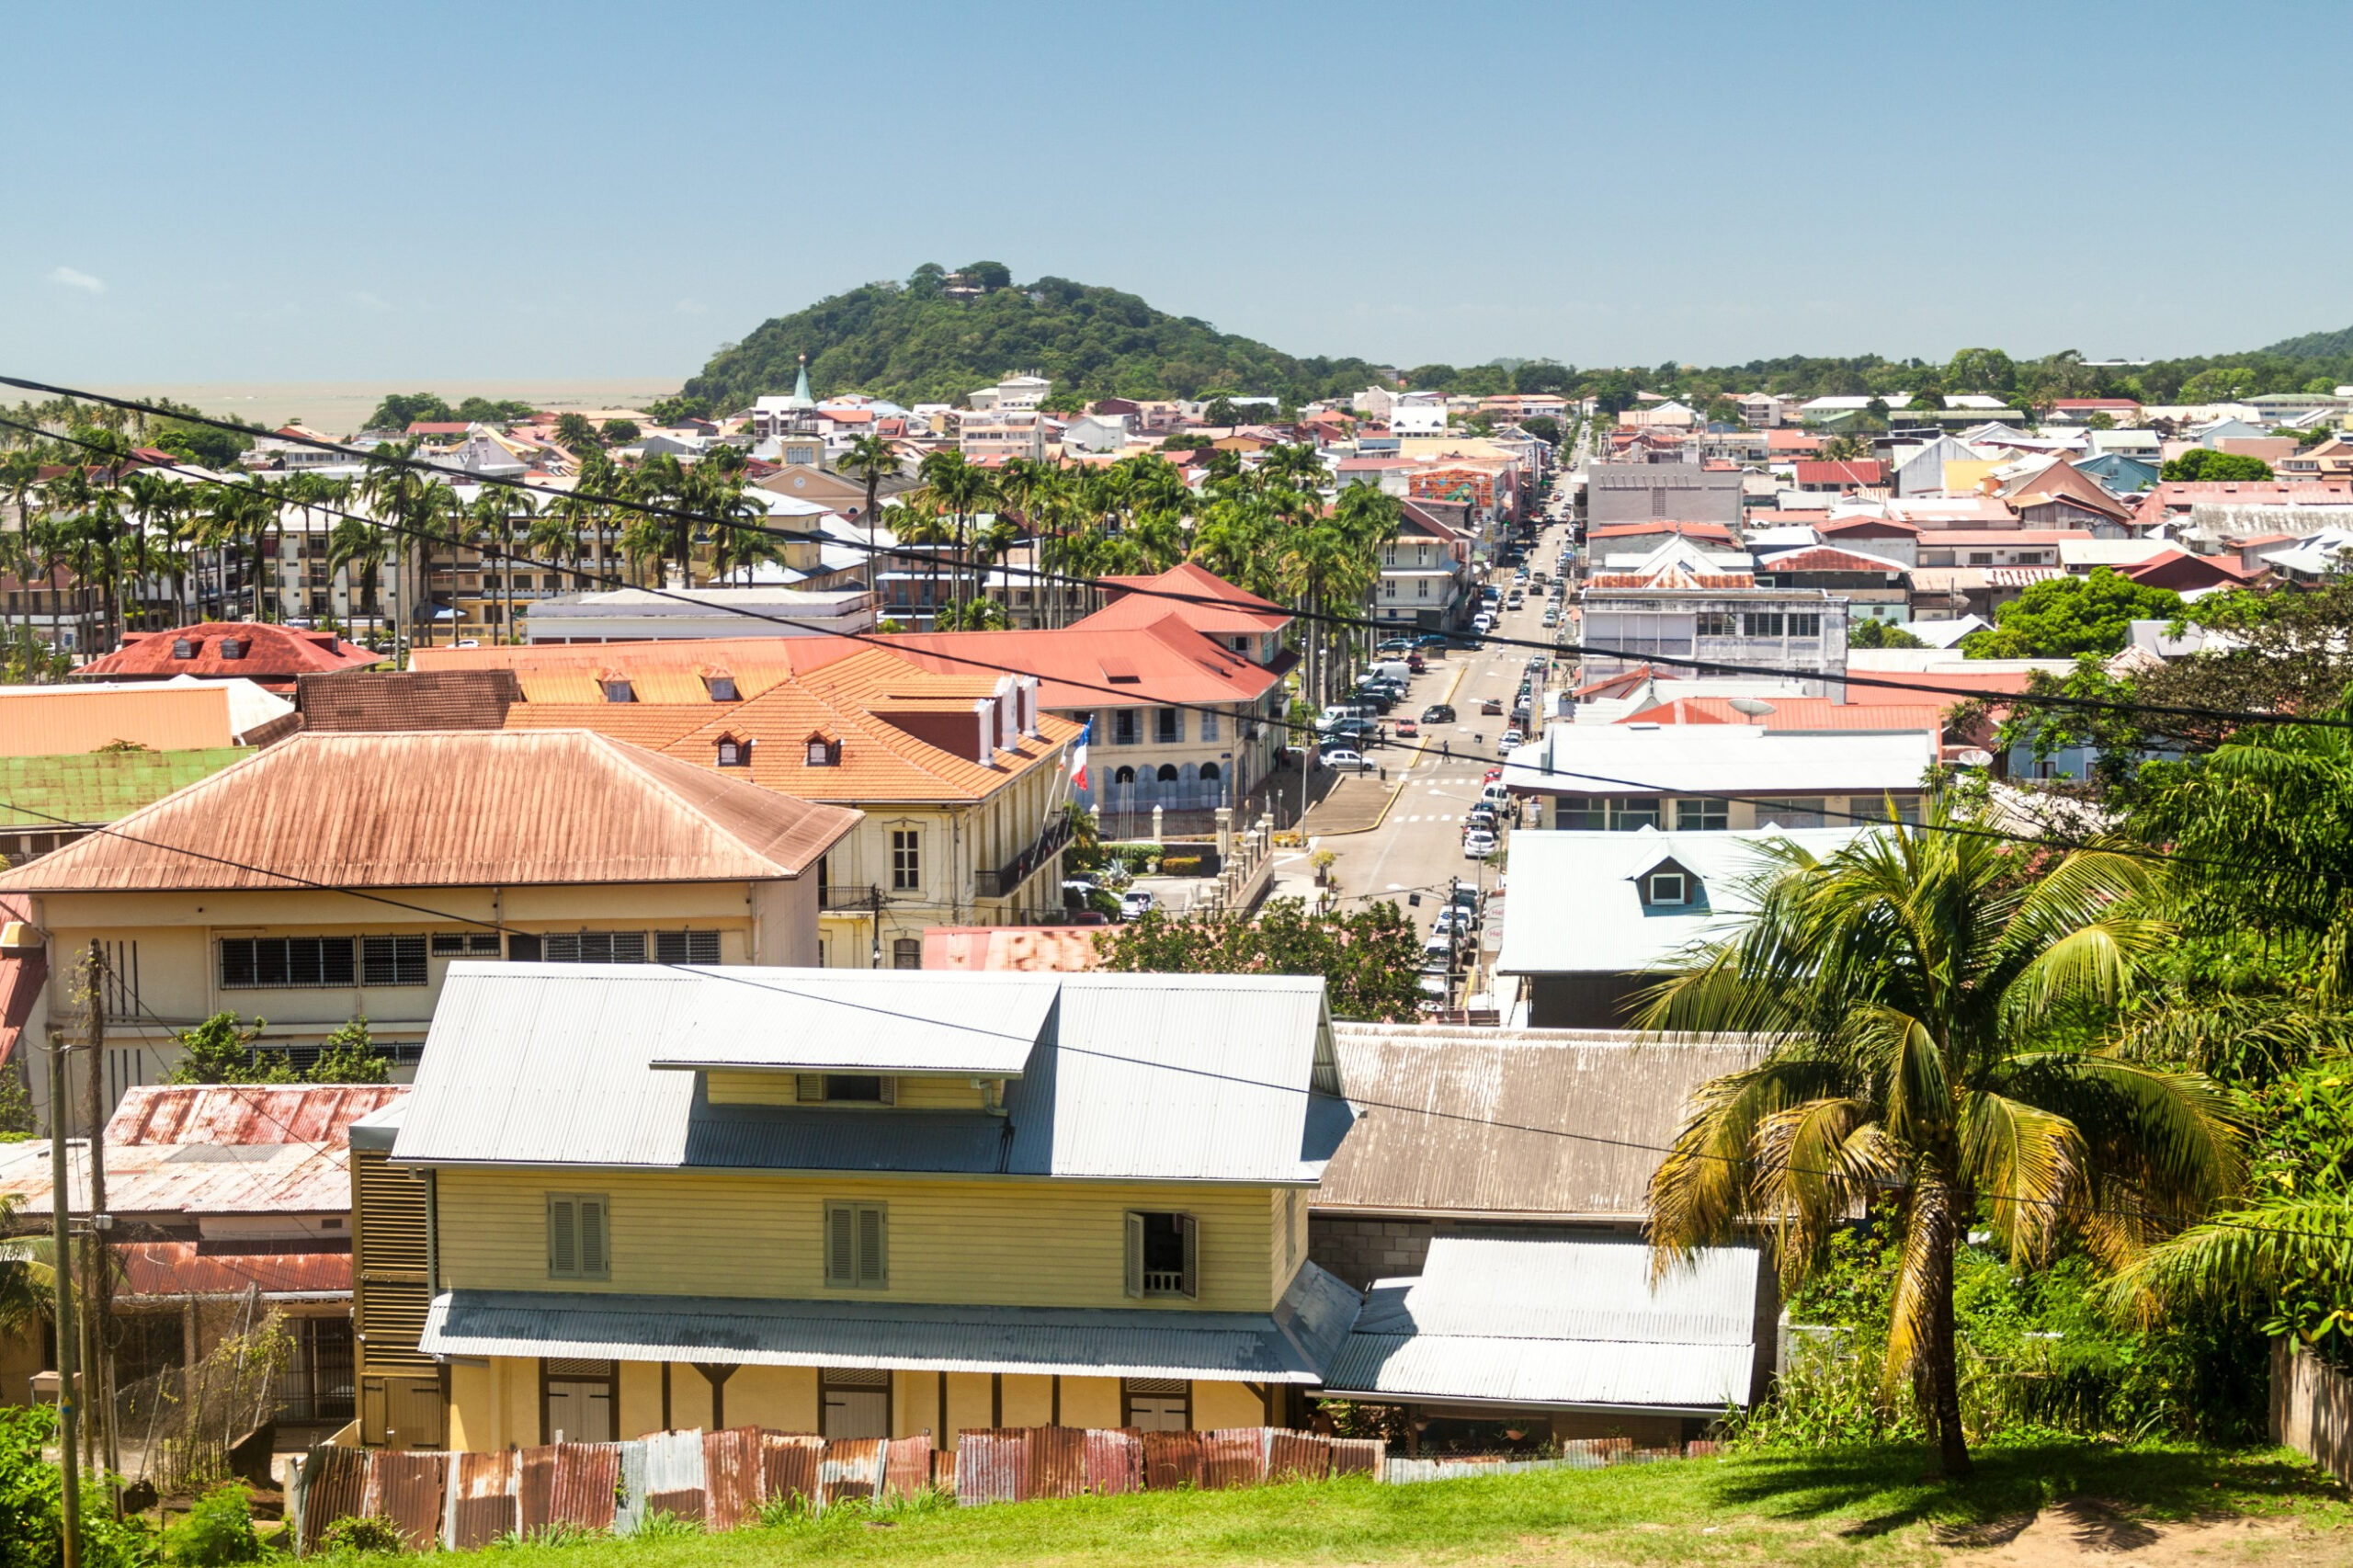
[716, 736, 751, 767]
[1648, 871, 1688, 905]
[172, 638, 196, 659]
[706, 673, 739, 702]
[218, 638, 245, 660]
[600, 678, 634, 703]
[796, 1073, 894, 1105]
[803, 733, 839, 767]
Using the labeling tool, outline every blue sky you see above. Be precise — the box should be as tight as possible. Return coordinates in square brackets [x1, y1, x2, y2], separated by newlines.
[5, 1, 2347, 387]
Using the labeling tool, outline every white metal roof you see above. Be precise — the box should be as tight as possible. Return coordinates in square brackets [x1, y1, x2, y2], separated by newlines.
[393, 965, 1337, 1184]
[422, 1261, 1361, 1384]
[1494, 827, 1872, 976]
[1500, 724, 1936, 799]
[1322, 1234, 1763, 1412]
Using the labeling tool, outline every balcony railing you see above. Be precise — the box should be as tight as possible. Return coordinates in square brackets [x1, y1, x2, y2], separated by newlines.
[974, 815, 1074, 901]
[820, 883, 885, 913]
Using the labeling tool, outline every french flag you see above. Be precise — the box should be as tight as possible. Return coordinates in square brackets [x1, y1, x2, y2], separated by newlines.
[1067, 718, 1092, 791]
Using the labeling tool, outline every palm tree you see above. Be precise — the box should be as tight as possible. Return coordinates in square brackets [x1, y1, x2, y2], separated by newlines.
[836, 433, 904, 604]
[359, 440, 426, 660]
[120, 470, 184, 630]
[916, 449, 995, 622]
[327, 513, 388, 643]
[468, 486, 532, 642]
[1639, 819, 2244, 1476]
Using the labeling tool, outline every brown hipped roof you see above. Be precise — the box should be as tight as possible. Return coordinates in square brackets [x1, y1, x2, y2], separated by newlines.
[0, 730, 859, 893]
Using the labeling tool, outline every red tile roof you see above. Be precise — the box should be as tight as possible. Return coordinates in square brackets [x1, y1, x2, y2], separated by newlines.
[1793, 460, 1888, 486]
[886, 618, 1280, 710]
[82, 622, 383, 688]
[1622, 696, 1950, 734]
[1080, 562, 1291, 637]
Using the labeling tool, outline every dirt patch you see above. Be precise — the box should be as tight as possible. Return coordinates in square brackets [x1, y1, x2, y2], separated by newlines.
[1949, 1497, 2336, 1567]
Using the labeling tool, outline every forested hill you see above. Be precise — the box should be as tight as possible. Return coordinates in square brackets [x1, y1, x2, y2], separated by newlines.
[2263, 323, 2353, 360]
[682, 266, 1385, 412]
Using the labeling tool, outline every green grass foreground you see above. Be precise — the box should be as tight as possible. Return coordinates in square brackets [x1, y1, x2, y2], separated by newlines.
[364, 1442, 2351, 1568]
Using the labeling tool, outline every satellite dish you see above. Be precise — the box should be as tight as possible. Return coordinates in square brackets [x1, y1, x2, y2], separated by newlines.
[1956, 748, 1995, 769]
[1728, 698, 1777, 723]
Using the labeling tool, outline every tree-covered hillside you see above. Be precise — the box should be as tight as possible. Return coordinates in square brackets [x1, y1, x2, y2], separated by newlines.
[2262, 323, 2353, 360]
[683, 265, 1388, 411]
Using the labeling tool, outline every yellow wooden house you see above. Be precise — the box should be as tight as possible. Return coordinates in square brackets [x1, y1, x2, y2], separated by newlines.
[365, 964, 1358, 1447]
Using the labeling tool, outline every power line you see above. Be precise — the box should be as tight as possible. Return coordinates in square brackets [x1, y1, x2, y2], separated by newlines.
[5, 374, 2340, 736]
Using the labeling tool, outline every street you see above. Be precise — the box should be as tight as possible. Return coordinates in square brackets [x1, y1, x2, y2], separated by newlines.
[1266, 507, 1579, 1002]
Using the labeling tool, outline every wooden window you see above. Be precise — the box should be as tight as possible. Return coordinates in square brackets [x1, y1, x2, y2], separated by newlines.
[545, 1194, 609, 1280]
[824, 1201, 888, 1290]
[1154, 708, 1182, 744]
[1674, 797, 1729, 832]
[540, 1358, 617, 1443]
[796, 1074, 895, 1105]
[716, 737, 750, 767]
[803, 736, 836, 767]
[1123, 1210, 1198, 1300]
[890, 830, 921, 892]
[892, 938, 922, 970]
[1121, 1378, 1190, 1431]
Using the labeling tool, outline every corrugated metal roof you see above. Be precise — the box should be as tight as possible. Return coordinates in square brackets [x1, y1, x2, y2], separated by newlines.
[0, 1084, 407, 1216]
[112, 1239, 354, 1300]
[395, 967, 1334, 1184]
[0, 685, 238, 756]
[0, 747, 250, 828]
[1323, 1235, 1762, 1411]
[646, 971, 1058, 1076]
[422, 1262, 1359, 1384]
[0, 730, 859, 893]
[1318, 1025, 1766, 1218]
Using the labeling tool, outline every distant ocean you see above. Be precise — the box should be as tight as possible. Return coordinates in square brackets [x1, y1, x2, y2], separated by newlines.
[82, 377, 686, 437]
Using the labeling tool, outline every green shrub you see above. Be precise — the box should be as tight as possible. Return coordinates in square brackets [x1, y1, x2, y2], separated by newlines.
[1159, 856, 1203, 876]
[166, 1484, 260, 1566]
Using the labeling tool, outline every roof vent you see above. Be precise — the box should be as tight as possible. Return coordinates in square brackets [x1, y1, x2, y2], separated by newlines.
[172, 638, 195, 659]
[218, 638, 245, 660]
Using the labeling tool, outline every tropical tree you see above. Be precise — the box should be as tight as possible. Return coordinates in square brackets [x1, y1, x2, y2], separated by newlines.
[836, 433, 904, 600]
[468, 485, 533, 641]
[1639, 818, 2243, 1475]
[359, 439, 430, 659]
[326, 513, 388, 642]
[916, 449, 995, 622]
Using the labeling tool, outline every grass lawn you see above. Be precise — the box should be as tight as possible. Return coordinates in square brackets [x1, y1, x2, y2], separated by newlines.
[389, 1441, 2352, 1568]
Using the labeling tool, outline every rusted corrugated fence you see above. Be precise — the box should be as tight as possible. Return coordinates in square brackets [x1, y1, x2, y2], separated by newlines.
[291, 1426, 1386, 1551]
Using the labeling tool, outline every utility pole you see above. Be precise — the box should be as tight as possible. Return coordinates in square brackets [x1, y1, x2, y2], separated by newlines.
[48, 1031, 82, 1568]
[82, 942, 119, 1514]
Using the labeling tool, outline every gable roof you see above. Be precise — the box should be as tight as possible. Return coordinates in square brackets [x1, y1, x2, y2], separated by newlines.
[1752, 545, 1910, 575]
[1080, 562, 1291, 637]
[884, 619, 1280, 710]
[392, 965, 1339, 1185]
[0, 730, 858, 893]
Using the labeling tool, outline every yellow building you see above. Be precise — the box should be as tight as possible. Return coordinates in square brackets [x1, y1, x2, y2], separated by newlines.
[408, 641, 1081, 965]
[0, 730, 859, 1113]
[366, 965, 1357, 1447]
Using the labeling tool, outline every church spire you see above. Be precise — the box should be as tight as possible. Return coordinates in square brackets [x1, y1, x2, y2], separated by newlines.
[788, 352, 815, 411]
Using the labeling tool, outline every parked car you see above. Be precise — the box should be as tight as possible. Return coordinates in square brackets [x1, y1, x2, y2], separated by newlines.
[1481, 696, 1504, 716]
[1322, 718, 1373, 744]
[1543, 607, 1562, 625]
[1422, 703, 1456, 723]
[1405, 653, 1427, 673]
[1416, 968, 1451, 999]
[1463, 829, 1498, 858]
[1433, 906, 1471, 937]
[1483, 767, 1504, 784]
[1413, 632, 1450, 649]
[1377, 637, 1415, 654]
[1510, 705, 1531, 727]
[1501, 727, 1525, 748]
[1422, 936, 1455, 965]
[1481, 780, 1512, 804]
[1120, 889, 1156, 921]
[1321, 748, 1375, 773]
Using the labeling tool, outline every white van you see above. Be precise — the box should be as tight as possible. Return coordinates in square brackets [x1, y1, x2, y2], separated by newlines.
[1368, 660, 1412, 685]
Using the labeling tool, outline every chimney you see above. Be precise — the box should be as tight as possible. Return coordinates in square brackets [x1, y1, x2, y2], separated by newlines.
[993, 676, 1017, 752]
[1018, 676, 1041, 737]
[974, 699, 996, 763]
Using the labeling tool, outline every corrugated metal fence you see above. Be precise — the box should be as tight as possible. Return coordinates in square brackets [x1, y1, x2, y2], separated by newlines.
[290, 1426, 1389, 1551]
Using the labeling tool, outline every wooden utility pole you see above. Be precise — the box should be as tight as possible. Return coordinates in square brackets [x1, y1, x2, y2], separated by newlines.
[48, 1031, 82, 1568]
[82, 942, 119, 1513]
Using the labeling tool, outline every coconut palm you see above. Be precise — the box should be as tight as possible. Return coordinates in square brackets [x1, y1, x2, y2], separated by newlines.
[326, 514, 387, 642]
[1639, 819, 2244, 1476]
[468, 486, 533, 642]
[916, 449, 995, 621]
[836, 433, 904, 600]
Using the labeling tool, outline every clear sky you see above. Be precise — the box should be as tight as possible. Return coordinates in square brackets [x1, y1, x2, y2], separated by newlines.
[5, 1, 2347, 389]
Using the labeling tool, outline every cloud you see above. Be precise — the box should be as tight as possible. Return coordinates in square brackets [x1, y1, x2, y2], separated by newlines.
[675, 298, 707, 314]
[47, 266, 104, 294]
[348, 290, 390, 312]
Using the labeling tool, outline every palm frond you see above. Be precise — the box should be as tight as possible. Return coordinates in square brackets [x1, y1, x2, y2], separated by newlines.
[1959, 1090, 2086, 1264]
[2105, 1195, 2353, 1324]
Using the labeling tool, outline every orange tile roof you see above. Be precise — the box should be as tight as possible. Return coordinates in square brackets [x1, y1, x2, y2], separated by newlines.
[1622, 697, 1950, 733]
[884, 619, 1280, 710]
[1080, 562, 1291, 636]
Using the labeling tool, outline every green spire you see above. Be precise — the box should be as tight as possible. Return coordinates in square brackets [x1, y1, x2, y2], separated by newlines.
[789, 354, 814, 410]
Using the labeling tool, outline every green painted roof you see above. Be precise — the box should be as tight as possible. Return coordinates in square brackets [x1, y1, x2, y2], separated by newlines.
[0, 748, 251, 829]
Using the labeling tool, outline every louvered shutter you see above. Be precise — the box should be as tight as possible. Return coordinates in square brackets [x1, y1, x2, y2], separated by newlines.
[1123, 1211, 1144, 1300]
[579, 1199, 608, 1278]
[548, 1197, 577, 1277]
[876, 1076, 896, 1107]
[1178, 1213, 1199, 1301]
[826, 1203, 854, 1284]
[798, 1074, 825, 1103]
[857, 1205, 886, 1288]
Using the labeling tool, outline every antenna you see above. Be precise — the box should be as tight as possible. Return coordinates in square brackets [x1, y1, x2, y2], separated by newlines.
[1728, 698, 1777, 724]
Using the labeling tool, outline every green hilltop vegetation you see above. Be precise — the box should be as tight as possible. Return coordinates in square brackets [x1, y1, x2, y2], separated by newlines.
[683, 263, 1391, 413]
[679, 261, 2353, 419]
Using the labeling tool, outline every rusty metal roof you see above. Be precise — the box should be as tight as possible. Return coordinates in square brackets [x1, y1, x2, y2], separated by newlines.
[1316, 1025, 1765, 1218]
[114, 1239, 354, 1300]
[0, 730, 860, 893]
[0, 1083, 407, 1216]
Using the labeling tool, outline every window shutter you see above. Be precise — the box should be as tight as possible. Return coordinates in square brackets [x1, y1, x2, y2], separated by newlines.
[876, 1076, 896, 1108]
[857, 1205, 886, 1288]
[1123, 1211, 1144, 1300]
[1178, 1213, 1199, 1301]
[826, 1203, 854, 1285]
[797, 1074, 825, 1103]
[579, 1199, 608, 1278]
[548, 1197, 577, 1278]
